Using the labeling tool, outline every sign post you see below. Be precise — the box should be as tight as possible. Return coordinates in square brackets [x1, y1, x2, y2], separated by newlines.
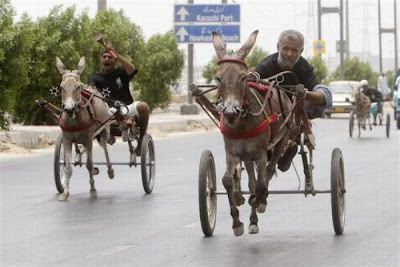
[174, 3, 240, 114]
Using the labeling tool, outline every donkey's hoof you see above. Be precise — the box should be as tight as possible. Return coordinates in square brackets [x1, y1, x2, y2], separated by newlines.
[233, 223, 244, 236]
[248, 195, 259, 208]
[233, 192, 245, 206]
[257, 203, 267, 213]
[249, 224, 259, 234]
[92, 167, 100, 175]
[59, 192, 69, 201]
[108, 168, 115, 179]
[90, 189, 98, 198]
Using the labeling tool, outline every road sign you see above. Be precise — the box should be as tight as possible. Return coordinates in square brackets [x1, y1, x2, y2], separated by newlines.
[174, 4, 240, 23]
[174, 25, 240, 43]
[313, 40, 326, 55]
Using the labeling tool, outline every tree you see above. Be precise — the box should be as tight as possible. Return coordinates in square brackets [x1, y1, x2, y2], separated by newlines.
[0, 0, 16, 129]
[307, 55, 328, 84]
[331, 57, 375, 85]
[246, 45, 268, 71]
[137, 31, 185, 111]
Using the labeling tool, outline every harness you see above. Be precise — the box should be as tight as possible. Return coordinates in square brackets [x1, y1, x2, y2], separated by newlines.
[58, 73, 101, 132]
[216, 58, 279, 139]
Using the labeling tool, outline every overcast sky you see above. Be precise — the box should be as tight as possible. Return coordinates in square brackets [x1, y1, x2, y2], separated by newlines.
[10, 0, 400, 72]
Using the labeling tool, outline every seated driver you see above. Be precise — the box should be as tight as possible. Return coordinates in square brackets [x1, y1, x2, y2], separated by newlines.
[358, 79, 383, 125]
[250, 29, 332, 172]
[88, 45, 149, 156]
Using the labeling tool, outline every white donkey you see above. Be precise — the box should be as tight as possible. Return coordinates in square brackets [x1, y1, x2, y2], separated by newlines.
[56, 56, 113, 201]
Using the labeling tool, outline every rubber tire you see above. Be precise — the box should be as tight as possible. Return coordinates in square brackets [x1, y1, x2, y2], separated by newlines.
[199, 150, 217, 237]
[331, 148, 346, 235]
[141, 134, 155, 194]
[349, 111, 354, 138]
[54, 134, 65, 193]
[386, 113, 390, 138]
[397, 116, 400, 130]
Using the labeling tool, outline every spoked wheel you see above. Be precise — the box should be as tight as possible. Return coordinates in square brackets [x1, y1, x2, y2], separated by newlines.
[331, 148, 346, 235]
[349, 111, 354, 138]
[198, 150, 217, 237]
[386, 113, 390, 138]
[140, 134, 155, 194]
[397, 115, 400, 130]
[54, 134, 65, 193]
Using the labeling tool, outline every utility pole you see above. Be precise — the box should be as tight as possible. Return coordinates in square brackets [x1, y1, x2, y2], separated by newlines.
[345, 0, 349, 59]
[98, 0, 107, 13]
[378, 0, 398, 73]
[318, 0, 345, 79]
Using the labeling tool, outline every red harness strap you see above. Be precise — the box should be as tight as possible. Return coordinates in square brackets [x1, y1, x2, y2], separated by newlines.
[58, 89, 99, 132]
[219, 112, 278, 139]
[59, 118, 95, 132]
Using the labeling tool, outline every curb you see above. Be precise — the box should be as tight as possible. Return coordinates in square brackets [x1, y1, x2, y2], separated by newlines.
[0, 113, 217, 149]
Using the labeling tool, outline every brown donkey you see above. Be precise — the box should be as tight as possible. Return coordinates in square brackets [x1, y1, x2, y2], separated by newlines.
[212, 31, 294, 236]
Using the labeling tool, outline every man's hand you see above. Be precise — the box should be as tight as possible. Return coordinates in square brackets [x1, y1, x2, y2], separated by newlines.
[296, 84, 307, 99]
[246, 71, 260, 83]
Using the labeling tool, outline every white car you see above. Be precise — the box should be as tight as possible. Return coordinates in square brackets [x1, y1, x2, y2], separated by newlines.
[325, 80, 360, 117]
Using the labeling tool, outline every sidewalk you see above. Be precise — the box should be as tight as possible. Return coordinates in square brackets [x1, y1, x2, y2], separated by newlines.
[0, 103, 217, 149]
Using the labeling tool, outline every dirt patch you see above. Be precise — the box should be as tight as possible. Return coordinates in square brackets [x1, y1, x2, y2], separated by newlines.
[0, 141, 32, 154]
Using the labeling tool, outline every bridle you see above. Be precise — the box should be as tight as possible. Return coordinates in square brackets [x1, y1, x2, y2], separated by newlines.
[216, 58, 250, 117]
[61, 72, 83, 115]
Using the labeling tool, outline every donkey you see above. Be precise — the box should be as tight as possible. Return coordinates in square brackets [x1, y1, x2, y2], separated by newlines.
[56, 56, 113, 201]
[212, 31, 294, 236]
[353, 85, 372, 137]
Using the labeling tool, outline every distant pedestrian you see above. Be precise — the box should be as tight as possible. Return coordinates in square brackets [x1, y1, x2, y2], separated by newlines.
[377, 73, 391, 100]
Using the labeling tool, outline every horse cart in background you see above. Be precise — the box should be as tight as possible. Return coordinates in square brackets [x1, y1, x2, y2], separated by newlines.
[36, 56, 155, 201]
[348, 100, 391, 138]
[190, 80, 346, 237]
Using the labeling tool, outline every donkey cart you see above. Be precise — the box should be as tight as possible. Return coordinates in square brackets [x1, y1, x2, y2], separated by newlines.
[349, 101, 391, 138]
[37, 93, 156, 198]
[191, 82, 346, 237]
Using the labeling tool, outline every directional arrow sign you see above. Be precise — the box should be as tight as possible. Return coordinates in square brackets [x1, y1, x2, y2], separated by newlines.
[174, 25, 240, 43]
[174, 4, 240, 23]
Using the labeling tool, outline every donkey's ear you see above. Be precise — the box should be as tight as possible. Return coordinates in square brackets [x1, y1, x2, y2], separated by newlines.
[237, 30, 259, 59]
[55, 56, 68, 75]
[76, 57, 86, 76]
[212, 31, 226, 59]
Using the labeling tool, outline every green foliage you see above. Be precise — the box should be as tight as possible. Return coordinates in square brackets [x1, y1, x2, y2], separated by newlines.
[307, 55, 328, 84]
[331, 57, 376, 86]
[2, 4, 183, 125]
[137, 31, 185, 111]
[0, 0, 15, 129]
[245, 45, 268, 71]
[202, 56, 218, 84]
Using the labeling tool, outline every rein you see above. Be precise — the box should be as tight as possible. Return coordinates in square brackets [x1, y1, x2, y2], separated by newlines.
[219, 82, 279, 139]
[59, 85, 101, 132]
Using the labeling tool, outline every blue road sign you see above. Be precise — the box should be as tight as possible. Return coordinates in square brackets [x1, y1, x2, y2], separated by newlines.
[174, 25, 240, 43]
[174, 4, 240, 23]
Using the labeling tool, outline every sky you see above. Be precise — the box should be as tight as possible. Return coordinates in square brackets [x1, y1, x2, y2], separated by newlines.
[9, 0, 400, 74]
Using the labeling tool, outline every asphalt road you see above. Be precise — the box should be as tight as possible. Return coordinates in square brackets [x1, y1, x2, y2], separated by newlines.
[1, 116, 399, 266]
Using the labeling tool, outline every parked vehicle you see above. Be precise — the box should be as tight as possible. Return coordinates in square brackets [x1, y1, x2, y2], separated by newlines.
[325, 80, 360, 117]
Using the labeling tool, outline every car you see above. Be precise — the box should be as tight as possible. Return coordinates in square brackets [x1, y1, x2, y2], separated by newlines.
[325, 80, 360, 117]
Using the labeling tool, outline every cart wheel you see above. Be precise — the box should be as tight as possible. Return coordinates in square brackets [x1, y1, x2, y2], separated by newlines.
[349, 111, 354, 138]
[386, 113, 390, 138]
[397, 115, 400, 130]
[199, 150, 217, 237]
[140, 134, 155, 194]
[54, 134, 65, 193]
[331, 148, 346, 235]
